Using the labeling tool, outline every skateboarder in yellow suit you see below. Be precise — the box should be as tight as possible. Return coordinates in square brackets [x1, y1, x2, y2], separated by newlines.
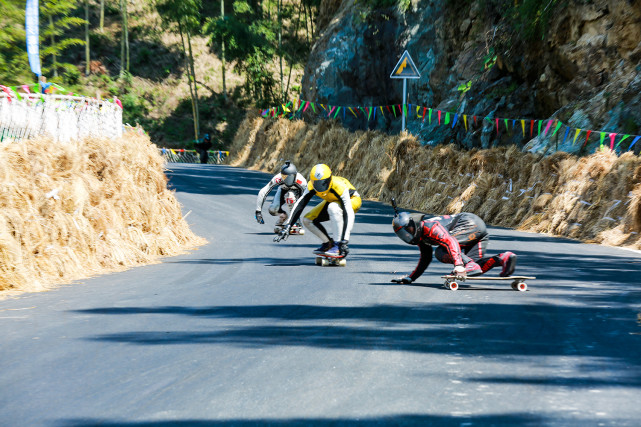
[277, 164, 361, 257]
[391, 211, 517, 283]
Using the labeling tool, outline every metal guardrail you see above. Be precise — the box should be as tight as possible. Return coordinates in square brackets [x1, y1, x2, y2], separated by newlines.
[160, 148, 229, 164]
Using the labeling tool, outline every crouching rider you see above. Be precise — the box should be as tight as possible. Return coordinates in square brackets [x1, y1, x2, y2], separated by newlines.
[255, 161, 307, 229]
[276, 164, 361, 258]
[391, 211, 517, 284]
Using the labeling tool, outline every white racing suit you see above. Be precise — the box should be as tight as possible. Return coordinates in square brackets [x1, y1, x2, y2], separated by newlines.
[256, 172, 307, 225]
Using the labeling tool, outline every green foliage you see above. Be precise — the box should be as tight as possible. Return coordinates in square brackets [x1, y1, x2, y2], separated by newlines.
[41, 0, 87, 77]
[155, 0, 202, 34]
[0, 0, 31, 84]
[504, 0, 562, 41]
[204, 1, 280, 104]
[120, 92, 148, 124]
[355, 0, 411, 13]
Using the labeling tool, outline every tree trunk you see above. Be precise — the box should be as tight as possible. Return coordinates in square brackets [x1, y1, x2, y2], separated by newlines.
[187, 31, 200, 137]
[124, 0, 129, 72]
[179, 24, 198, 141]
[99, 0, 104, 32]
[85, 1, 90, 76]
[119, 0, 125, 77]
[278, 0, 283, 102]
[49, 15, 58, 77]
[309, 4, 314, 39]
[304, 3, 309, 44]
[221, 0, 226, 101]
[285, 1, 304, 96]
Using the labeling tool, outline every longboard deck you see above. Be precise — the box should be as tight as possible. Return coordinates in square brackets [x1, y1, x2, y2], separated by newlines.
[441, 275, 535, 292]
[441, 275, 536, 281]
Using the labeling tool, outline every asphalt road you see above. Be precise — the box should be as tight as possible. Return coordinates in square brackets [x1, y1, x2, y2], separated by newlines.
[1, 163, 640, 427]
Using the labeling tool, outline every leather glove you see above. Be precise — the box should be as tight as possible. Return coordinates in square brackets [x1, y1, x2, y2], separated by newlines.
[255, 210, 264, 224]
[451, 265, 466, 278]
[338, 240, 349, 256]
[391, 276, 413, 284]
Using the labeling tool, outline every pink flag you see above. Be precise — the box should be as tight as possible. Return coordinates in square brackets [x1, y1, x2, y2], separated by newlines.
[22, 85, 31, 94]
[544, 119, 553, 136]
[609, 133, 617, 149]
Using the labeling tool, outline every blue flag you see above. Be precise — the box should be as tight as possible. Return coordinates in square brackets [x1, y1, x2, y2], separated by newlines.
[26, 0, 41, 76]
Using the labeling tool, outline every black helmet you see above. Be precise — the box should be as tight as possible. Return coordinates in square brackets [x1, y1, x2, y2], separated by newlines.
[280, 161, 297, 186]
[393, 212, 419, 245]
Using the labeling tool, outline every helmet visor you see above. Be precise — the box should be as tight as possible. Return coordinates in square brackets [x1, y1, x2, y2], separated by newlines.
[282, 173, 295, 187]
[393, 214, 418, 245]
[313, 177, 331, 192]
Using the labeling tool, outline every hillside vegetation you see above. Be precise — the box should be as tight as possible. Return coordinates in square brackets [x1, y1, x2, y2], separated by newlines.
[232, 114, 641, 250]
[1, 0, 316, 148]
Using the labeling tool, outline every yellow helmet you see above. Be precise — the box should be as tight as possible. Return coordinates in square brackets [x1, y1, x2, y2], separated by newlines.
[310, 164, 332, 192]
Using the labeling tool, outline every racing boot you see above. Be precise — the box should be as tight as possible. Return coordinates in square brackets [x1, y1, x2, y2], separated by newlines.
[499, 252, 517, 277]
[465, 261, 483, 277]
[313, 239, 334, 254]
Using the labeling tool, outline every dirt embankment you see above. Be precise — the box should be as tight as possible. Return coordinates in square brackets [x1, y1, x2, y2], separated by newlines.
[0, 132, 206, 295]
[231, 113, 641, 250]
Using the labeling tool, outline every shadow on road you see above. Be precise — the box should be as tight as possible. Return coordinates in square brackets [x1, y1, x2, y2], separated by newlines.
[58, 412, 569, 427]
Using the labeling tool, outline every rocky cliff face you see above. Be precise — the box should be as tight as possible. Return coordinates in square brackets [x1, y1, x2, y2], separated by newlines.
[302, 0, 641, 154]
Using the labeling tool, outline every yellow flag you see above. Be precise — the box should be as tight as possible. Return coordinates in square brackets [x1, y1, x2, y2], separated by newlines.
[521, 120, 525, 137]
[463, 115, 468, 131]
[573, 129, 581, 145]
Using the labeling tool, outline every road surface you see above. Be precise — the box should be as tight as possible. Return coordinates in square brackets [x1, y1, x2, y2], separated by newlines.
[1, 163, 640, 426]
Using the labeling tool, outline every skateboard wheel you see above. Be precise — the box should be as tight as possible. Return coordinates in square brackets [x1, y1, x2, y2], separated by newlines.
[298, 229, 305, 235]
[315, 257, 322, 265]
[321, 258, 330, 267]
[449, 281, 459, 291]
[338, 259, 346, 267]
[513, 281, 527, 292]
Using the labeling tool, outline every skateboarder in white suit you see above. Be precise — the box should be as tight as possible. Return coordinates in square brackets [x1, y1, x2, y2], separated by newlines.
[255, 161, 307, 228]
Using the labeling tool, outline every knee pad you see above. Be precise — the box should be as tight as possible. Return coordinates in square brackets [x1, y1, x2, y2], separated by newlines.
[268, 205, 279, 216]
[435, 246, 453, 264]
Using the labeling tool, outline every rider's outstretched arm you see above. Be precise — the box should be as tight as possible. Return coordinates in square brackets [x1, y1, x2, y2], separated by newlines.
[256, 176, 280, 212]
[409, 243, 433, 282]
[284, 189, 315, 227]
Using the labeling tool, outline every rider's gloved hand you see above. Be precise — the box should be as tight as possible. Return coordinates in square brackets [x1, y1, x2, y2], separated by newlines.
[276, 225, 290, 241]
[255, 210, 264, 224]
[391, 276, 413, 284]
[451, 265, 466, 278]
[338, 240, 349, 256]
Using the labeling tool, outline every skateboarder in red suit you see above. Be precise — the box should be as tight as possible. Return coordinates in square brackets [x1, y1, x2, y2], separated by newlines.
[391, 211, 517, 284]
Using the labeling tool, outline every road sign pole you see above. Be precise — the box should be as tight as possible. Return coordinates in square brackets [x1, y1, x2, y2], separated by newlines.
[402, 79, 407, 132]
[390, 50, 420, 134]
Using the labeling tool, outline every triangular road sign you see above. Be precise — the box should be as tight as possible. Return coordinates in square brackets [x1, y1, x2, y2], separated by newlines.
[390, 50, 421, 79]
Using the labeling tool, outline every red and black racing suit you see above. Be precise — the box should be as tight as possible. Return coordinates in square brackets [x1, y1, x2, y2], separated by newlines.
[408, 212, 503, 282]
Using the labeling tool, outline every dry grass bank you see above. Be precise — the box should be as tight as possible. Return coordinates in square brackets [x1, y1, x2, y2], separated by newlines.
[0, 132, 206, 296]
[231, 113, 641, 250]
